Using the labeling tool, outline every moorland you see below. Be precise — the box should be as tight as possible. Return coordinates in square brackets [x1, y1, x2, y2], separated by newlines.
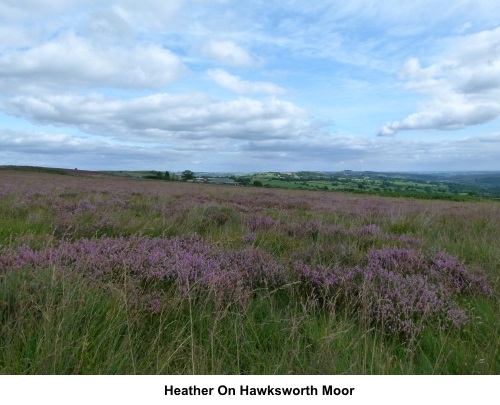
[0, 167, 498, 374]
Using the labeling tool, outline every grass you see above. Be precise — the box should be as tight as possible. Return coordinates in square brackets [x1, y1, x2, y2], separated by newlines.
[248, 173, 482, 201]
[0, 170, 498, 374]
[3, 269, 495, 374]
[0, 268, 130, 374]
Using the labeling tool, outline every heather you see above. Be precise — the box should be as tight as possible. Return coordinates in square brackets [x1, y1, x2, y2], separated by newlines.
[0, 170, 499, 374]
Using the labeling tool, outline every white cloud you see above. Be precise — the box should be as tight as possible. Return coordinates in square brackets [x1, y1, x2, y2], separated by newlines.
[241, 131, 500, 171]
[1, 92, 313, 142]
[200, 39, 260, 67]
[379, 27, 500, 135]
[4, 127, 498, 172]
[0, 33, 187, 91]
[207, 69, 285, 95]
[379, 94, 500, 135]
[0, 129, 190, 170]
[0, 25, 40, 49]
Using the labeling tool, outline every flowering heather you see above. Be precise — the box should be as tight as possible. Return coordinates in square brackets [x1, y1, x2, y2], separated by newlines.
[241, 232, 257, 244]
[366, 248, 492, 296]
[245, 215, 275, 231]
[355, 224, 382, 236]
[0, 234, 490, 337]
[0, 234, 287, 310]
[290, 246, 492, 336]
[287, 219, 324, 238]
[293, 262, 357, 299]
[0, 170, 498, 356]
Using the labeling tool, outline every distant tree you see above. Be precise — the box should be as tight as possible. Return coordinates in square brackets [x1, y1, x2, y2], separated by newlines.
[238, 177, 251, 186]
[164, 171, 171, 181]
[181, 170, 194, 181]
[253, 180, 263, 187]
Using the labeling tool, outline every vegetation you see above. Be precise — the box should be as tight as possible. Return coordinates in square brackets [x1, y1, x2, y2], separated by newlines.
[82, 167, 500, 201]
[236, 171, 500, 200]
[0, 168, 498, 374]
[181, 170, 195, 181]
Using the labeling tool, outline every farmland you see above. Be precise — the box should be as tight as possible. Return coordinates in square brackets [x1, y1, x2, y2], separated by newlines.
[236, 171, 500, 200]
[0, 169, 499, 374]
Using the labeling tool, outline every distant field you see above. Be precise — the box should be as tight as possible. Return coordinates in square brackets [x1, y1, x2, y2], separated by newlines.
[0, 169, 498, 374]
[102, 170, 162, 178]
[242, 171, 500, 200]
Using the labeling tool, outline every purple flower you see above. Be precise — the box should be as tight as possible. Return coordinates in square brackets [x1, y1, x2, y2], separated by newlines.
[241, 233, 256, 244]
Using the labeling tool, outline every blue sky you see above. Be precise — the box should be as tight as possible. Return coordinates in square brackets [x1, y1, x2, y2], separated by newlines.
[1, 0, 499, 172]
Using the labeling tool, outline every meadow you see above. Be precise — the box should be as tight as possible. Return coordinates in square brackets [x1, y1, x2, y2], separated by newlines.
[0, 169, 498, 374]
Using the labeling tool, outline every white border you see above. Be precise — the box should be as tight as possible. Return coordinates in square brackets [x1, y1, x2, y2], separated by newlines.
[1, 375, 498, 405]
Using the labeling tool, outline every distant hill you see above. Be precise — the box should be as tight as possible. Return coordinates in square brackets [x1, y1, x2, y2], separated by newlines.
[2, 166, 499, 199]
[0, 165, 118, 178]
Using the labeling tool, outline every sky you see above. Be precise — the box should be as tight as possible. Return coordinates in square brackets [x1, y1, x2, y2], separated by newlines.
[1, 0, 499, 172]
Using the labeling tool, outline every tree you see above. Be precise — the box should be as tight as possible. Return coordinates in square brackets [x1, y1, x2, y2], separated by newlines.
[253, 180, 263, 187]
[237, 177, 251, 186]
[164, 171, 171, 181]
[181, 170, 194, 181]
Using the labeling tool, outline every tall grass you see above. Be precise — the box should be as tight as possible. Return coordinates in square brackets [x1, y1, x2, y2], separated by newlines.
[0, 170, 498, 374]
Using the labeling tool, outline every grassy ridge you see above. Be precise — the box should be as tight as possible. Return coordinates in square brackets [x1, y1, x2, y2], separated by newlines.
[0, 170, 498, 374]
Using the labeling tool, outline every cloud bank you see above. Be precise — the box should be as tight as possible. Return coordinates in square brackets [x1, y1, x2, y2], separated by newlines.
[0, 33, 187, 91]
[379, 27, 500, 136]
[2, 93, 311, 142]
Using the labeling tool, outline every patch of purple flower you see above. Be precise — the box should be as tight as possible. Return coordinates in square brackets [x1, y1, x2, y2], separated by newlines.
[245, 215, 275, 231]
[0, 234, 287, 310]
[355, 224, 382, 236]
[355, 247, 491, 336]
[291, 245, 491, 337]
[241, 233, 256, 244]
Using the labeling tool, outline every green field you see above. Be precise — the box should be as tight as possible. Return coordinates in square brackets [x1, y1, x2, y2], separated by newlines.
[239, 171, 500, 201]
